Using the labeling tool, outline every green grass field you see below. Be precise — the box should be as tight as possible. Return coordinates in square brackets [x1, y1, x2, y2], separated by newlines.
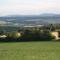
[0, 42, 60, 60]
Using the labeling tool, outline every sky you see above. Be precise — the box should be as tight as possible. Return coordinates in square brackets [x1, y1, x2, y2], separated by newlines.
[0, 0, 60, 16]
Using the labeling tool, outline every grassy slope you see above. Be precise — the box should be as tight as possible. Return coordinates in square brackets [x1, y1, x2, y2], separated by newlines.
[0, 42, 60, 60]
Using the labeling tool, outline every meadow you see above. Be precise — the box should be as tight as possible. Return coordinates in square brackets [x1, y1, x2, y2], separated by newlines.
[0, 42, 60, 60]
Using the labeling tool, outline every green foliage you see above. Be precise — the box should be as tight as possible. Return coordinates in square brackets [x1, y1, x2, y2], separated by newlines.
[6, 32, 21, 39]
[20, 29, 53, 41]
[0, 25, 60, 41]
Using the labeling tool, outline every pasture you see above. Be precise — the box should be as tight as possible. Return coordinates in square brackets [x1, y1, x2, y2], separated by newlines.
[0, 42, 60, 60]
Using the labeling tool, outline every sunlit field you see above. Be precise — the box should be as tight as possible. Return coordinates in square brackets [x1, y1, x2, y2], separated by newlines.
[0, 42, 60, 60]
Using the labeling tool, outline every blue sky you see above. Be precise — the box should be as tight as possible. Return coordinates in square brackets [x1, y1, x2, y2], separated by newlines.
[0, 0, 60, 16]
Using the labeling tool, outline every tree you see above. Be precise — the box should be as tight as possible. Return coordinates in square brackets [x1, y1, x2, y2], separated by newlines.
[6, 32, 21, 41]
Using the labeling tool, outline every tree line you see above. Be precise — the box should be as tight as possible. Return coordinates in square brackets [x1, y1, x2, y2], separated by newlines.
[0, 24, 60, 42]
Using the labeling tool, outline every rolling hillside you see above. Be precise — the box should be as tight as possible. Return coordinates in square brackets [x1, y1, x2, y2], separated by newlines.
[0, 13, 60, 26]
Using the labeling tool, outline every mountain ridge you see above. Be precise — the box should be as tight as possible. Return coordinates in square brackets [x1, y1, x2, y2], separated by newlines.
[0, 13, 60, 26]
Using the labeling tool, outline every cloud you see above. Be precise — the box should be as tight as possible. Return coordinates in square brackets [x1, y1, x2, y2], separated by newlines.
[0, 0, 60, 15]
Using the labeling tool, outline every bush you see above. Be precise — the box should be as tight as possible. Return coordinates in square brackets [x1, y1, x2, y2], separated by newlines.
[7, 32, 21, 38]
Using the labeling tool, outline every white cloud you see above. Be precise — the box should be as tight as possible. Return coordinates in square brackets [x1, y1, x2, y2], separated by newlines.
[0, 0, 60, 15]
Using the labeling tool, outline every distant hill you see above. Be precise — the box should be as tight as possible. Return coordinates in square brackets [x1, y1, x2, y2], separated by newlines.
[0, 13, 60, 26]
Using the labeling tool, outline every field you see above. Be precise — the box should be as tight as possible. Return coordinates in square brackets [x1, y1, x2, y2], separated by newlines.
[0, 42, 60, 60]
